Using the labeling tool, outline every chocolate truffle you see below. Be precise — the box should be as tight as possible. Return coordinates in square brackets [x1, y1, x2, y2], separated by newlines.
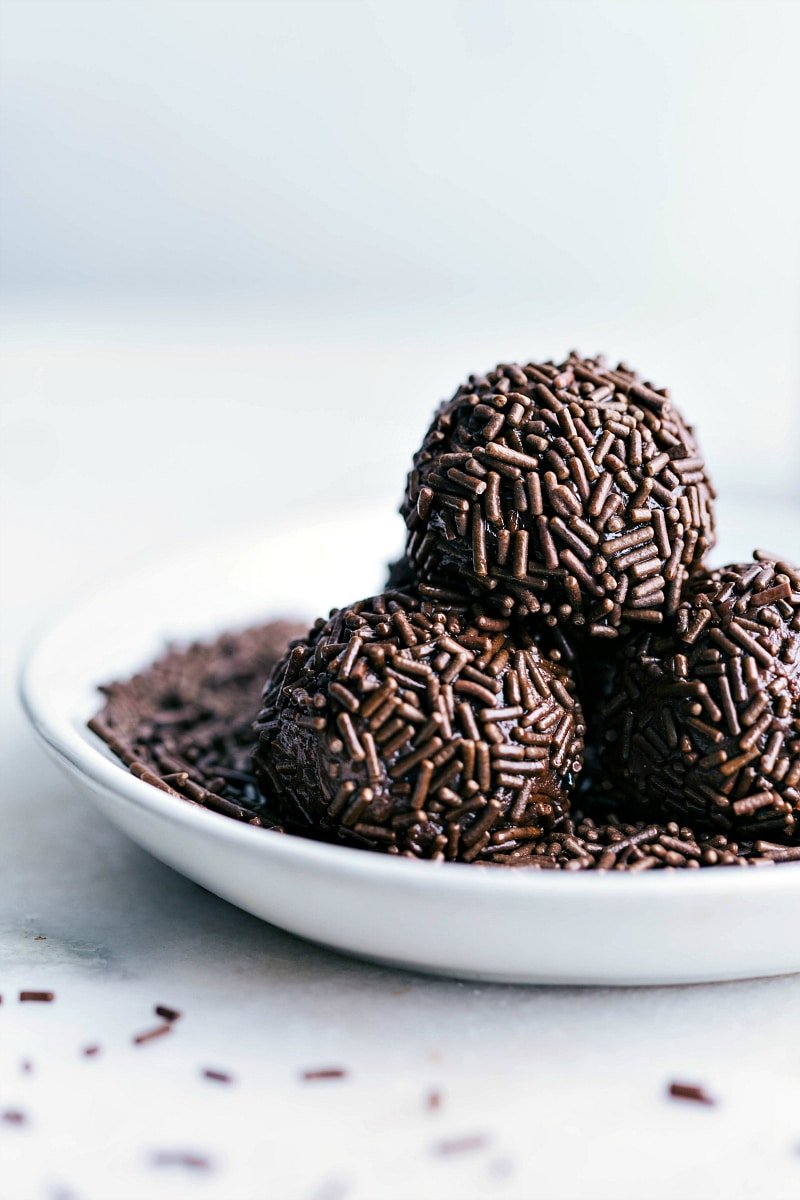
[601, 554, 800, 841]
[253, 587, 586, 861]
[401, 353, 716, 635]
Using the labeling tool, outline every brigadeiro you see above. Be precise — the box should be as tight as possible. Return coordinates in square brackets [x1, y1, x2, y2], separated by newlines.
[601, 554, 800, 841]
[252, 586, 586, 862]
[401, 353, 716, 635]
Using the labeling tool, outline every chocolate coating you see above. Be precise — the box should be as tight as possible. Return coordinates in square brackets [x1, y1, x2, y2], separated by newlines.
[253, 587, 586, 861]
[601, 555, 800, 840]
[401, 353, 716, 635]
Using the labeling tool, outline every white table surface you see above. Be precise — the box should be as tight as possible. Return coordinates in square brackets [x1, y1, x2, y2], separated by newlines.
[2, 309, 799, 1200]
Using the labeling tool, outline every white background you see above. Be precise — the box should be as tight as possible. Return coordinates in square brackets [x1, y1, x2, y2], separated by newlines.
[1, 2, 799, 1199]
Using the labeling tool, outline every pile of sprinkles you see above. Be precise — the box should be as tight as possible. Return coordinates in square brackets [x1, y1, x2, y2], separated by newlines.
[602, 554, 800, 842]
[253, 587, 585, 862]
[402, 353, 716, 633]
[89, 621, 305, 827]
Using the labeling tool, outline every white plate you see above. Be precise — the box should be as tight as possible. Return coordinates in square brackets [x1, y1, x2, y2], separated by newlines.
[20, 507, 800, 986]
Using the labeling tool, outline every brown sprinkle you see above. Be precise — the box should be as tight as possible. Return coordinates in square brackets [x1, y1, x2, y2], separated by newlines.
[155, 1004, 182, 1022]
[151, 1151, 213, 1170]
[434, 1134, 489, 1155]
[133, 1024, 172, 1046]
[202, 1068, 234, 1084]
[668, 1082, 716, 1106]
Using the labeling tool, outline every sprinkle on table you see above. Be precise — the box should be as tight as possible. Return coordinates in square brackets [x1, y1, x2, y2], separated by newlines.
[133, 1023, 172, 1046]
[668, 1082, 716, 1105]
[154, 1004, 182, 1022]
[202, 1068, 234, 1084]
[433, 1134, 489, 1155]
[150, 1150, 212, 1171]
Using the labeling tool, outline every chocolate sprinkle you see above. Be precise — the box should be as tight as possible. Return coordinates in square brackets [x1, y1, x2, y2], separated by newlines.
[668, 1082, 716, 1105]
[434, 1134, 489, 1155]
[301, 1068, 348, 1081]
[19, 991, 54, 1002]
[150, 1151, 212, 1171]
[202, 1068, 234, 1084]
[2, 1110, 27, 1125]
[254, 586, 585, 861]
[602, 555, 800, 839]
[133, 1024, 172, 1046]
[402, 354, 715, 633]
[154, 1005, 182, 1022]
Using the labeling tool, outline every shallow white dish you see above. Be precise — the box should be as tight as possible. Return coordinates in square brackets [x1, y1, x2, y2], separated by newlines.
[20, 508, 800, 986]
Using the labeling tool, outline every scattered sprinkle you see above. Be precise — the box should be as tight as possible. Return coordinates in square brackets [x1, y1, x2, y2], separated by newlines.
[133, 1024, 172, 1046]
[426, 1089, 443, 1110]
[434, 1134, 489, 1155]
[2, 1110, 27, 1125]
[154, 1004, 182, 1022]
[301, 1068, 348, 1081]
[150, 1150, 212, 1171]
[668, 1082, 716, 1105]
[19, 991, 54, 1002]
[82, 1045, 101, 1058]
[202, 1069, 234, 1084]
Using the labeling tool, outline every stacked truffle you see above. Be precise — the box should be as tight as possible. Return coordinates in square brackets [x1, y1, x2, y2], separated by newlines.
[601, 556, 800, 843]
[253, 352, 799, 861]
[401, 354, 715, 634]
[253, 589, 584, 861]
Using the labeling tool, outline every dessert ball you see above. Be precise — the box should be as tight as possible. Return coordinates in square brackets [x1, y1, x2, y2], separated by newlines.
[602, 554, 800, 841]
[253, 587, 586, 861]
[402, 353, 716, 635]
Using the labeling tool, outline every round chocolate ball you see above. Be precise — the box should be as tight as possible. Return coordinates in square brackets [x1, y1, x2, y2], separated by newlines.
[253, 587, 586, 861]
[401, 353, 716, 635]
[601, 554, 800, 841]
